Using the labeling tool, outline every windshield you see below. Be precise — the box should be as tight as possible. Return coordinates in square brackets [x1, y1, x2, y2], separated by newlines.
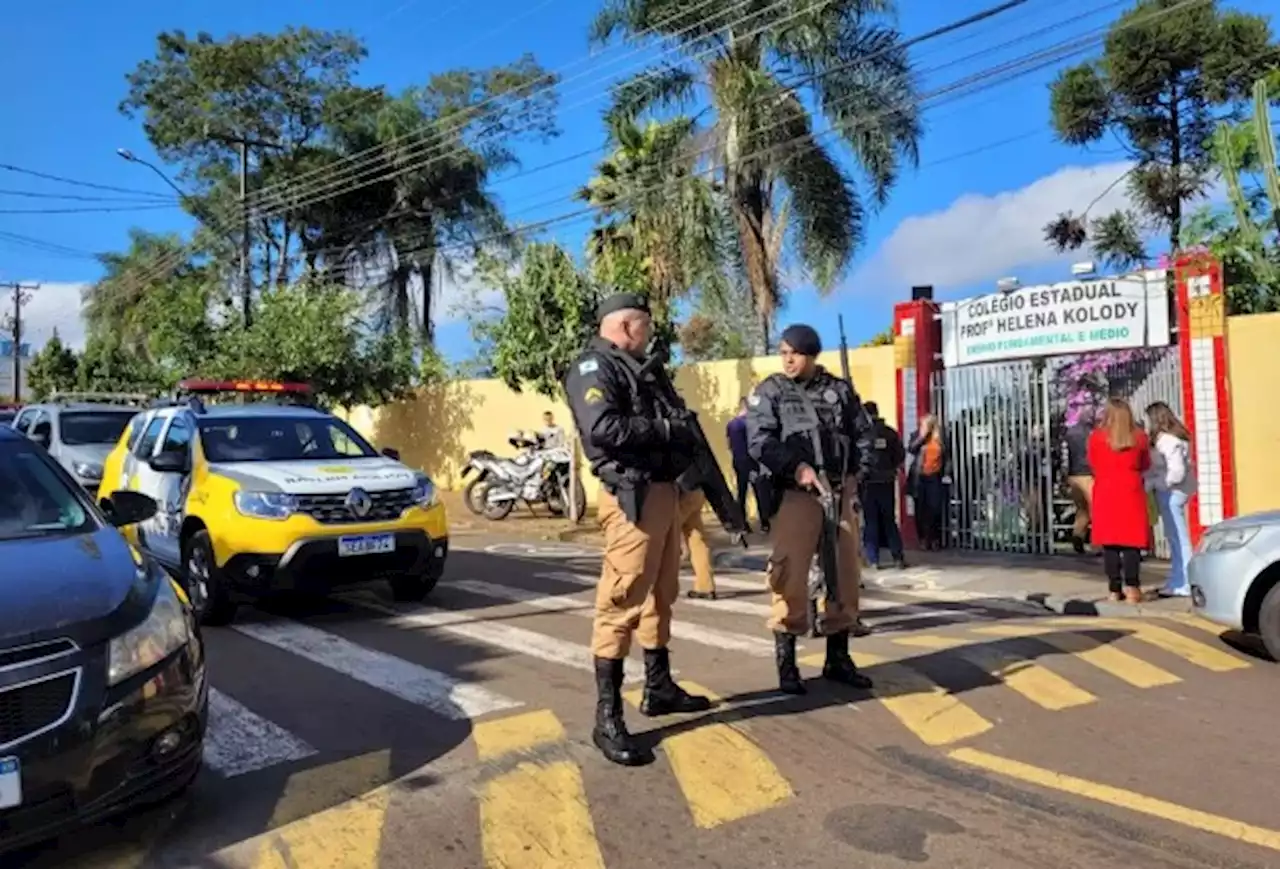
[198, 416, 379, 463]
[60, 411, 136, 446]
[0, 440, 95, 541]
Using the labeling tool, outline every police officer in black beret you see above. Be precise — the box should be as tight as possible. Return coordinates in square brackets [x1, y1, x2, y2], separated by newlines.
[564, 292, 712, 767]
[746, 323, 876, 694]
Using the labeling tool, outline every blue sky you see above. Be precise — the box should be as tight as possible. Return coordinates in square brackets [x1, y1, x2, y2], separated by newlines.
[0, 0, 1267, 363]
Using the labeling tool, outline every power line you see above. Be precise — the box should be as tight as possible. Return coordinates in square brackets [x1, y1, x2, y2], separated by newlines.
[0, 163, 174, 199]
[0, 187, 179, 204]
[0, 230, 101, 260]
[0, 203, 178, 215]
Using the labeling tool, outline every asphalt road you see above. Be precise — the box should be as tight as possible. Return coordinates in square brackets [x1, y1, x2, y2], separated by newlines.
[17, 530, 1279, 869]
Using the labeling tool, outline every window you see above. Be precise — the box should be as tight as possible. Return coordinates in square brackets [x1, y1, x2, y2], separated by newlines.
[124, 414, 147, 451]
[199, 416, 378, 463]
[13, 409, 36, 434]
[59, 411, 136, 446]
[135, 416, 168, 458]
[160, 416, 192, 454]
[0, 439, 94, 540]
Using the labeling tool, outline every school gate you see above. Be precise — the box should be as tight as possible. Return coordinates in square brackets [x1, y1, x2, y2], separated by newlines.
[892, 254, 1238, 558]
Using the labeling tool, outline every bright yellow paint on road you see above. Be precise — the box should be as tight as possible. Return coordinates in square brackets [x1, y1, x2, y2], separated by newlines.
[474, 709, 567, 760]
[950, 747, 1280, 852]
[1051, 618, 1250, 672]
[800, 651, 993, 747]
[475, 709, 605, 869]
[623, 681, 793, 829]
[250, 751, 393, 869]
[971, 624, 1181, 689]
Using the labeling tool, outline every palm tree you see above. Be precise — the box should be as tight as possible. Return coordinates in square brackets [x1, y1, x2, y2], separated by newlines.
[591, 0, 922, 346]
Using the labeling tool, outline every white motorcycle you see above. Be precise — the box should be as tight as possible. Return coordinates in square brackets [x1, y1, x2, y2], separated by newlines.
[462, 432, 586, 522]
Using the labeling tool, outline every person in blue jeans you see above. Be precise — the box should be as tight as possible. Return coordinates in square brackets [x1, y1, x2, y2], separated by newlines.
[1143, 402, 1195, 597]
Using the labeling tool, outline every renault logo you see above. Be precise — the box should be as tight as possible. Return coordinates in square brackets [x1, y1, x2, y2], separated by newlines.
[345, 487, 372, 518]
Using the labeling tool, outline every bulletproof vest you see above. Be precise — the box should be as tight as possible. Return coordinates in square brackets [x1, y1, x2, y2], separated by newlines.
[866, 420, 898, 482]
[776, 375, 848, 475]
[580, 341, 687, 482]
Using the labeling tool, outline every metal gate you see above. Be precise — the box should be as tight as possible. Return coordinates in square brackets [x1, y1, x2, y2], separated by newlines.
[928, 346, 1183, 557]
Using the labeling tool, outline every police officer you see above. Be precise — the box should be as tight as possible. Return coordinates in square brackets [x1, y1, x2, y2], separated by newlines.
[746, 324, 875, 694]
[861, 401, 907, 570]
[564, 292, 712, 767]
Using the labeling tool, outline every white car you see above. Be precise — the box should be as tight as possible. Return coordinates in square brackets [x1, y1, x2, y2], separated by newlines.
[1189, 510, 1280, 660]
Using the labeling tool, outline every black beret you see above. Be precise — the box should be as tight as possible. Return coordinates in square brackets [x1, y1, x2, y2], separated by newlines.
[596, 292, 651, 322]
[780, 323, 821, 356]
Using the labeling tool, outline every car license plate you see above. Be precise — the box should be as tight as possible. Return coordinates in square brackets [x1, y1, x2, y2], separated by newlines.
[0, 757, 21, 809]
[337, 533, 396, 557]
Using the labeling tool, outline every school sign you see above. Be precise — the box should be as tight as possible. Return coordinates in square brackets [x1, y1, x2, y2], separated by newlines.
[939, 272, 1172, 367]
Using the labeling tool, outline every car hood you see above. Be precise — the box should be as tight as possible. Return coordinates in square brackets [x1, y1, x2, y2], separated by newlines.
[62, 443, 113, 470]
[1208, 510, 1280, 532]
[0, 527, 158, 649]
[209, 456, 419, 494]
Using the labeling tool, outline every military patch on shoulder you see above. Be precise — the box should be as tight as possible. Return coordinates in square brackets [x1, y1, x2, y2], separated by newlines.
[823, 389, 838, 404]
[747, 393, 761, 407]
[583, 386, 604, 405]
[578, 359, 599, 375]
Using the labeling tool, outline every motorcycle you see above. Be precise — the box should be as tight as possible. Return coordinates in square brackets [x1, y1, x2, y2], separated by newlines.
[460, 432, 587, 522]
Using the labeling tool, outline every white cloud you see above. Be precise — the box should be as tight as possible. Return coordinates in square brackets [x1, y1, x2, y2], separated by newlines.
[853, 161, 1137, 293]
[13, 282, 88, 351]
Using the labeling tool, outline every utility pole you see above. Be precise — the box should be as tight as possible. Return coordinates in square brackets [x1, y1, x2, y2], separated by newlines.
[2, 282, 38, 401]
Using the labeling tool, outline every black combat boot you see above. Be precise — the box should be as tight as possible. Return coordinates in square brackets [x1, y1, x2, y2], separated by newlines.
[592, 657, 653, 766]
[822, 631, 873, 689]
[639, 647, 712, 716]
[774, 632, 806, 695]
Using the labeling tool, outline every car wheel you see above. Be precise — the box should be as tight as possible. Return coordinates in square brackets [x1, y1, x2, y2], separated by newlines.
[1257, 581, 1280, 662]
[389, 571, 439, 602]
[463, 477, 489, 515]
[184, 530, 237, 626]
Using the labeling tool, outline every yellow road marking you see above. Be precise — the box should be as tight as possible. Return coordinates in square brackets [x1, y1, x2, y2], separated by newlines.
[892, 634, 1096, 711]
[971, 624, 1181, 689]
[624, 681, 793, 828]
[950, 747, 1280, 852]
[251, 751, 393, 869]
[1052, 618, 1250, 672]
[475, 709, 567, 760]
[475, 710, 606, 869]
[799, 651, 993, 747]
[1162, 613, 1229, 636]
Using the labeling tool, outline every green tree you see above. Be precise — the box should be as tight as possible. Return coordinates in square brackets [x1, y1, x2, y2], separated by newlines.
[76, 337, 168, 394]
[26, 332, 80, 400]
[860, 327, 894, 347]
[591, 0, 921, 346]
[1044, 0, 1279, 268]
[473, 242, 600, 398]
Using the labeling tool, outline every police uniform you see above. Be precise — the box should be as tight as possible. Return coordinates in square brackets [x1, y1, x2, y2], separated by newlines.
[746, 324, 875, 694]
[861, 403, 907, 569]
[564, 293, 712, 767]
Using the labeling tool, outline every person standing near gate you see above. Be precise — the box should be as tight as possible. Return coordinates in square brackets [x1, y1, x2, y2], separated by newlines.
[727, 397, 770, 532]
[1087, 398, 1151, 604]
[908, 415, 947, 550]
[861, 402, 907, 570]
[564, 292, 712, 767]
[1064, 406, 1096, 553]
[746, 324, 875, 695]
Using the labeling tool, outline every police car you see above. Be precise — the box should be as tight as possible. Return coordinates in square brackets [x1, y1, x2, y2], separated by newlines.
[101, 379, 450, 625]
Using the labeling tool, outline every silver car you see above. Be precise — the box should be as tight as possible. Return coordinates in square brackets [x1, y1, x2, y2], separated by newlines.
[10, 395, 147, 498]
[1189, 510, 1280, 660]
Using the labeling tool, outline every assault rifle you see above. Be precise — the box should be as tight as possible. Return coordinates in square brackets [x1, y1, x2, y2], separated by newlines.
[639, 348, 749, 547]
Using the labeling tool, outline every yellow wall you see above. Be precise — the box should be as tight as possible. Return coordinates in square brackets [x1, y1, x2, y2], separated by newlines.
[1226, 312, 1280, 516]
[343, 345, 897, 510]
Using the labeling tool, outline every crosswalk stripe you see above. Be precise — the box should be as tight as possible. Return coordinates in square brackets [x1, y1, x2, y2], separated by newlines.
[232, 621, 521, 719]
[247, 751, 392, 869]
[971, 624, 1181, 688]
[798, 651, 993, 746]
[892, 634, 1097, 710]
[1050, 618, 1250, 672]
[623, 682, 794, 828]
[475, 711, 606, 869]
[340, 593, 643, 683]
[451, 578, 779, 657]
[204, 687, 318, 778]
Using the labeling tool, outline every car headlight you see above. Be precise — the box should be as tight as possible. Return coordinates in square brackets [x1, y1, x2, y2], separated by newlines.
[233, 490, 297, 520]
[1196, 526, 1259, 554]
[411, 474, 437, 507]
[107, 578, 191, 686]
[74, 462, 103, 480]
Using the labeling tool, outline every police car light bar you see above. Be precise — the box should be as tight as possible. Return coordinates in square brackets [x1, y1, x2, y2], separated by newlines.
[176, 378, 312, 395]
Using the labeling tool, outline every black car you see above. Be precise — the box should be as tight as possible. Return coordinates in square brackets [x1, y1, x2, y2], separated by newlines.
[0, 426, 207, 854]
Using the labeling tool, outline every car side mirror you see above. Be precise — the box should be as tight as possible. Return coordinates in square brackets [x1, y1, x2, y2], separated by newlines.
[381, 447, 401, 461]
[149, 451, 190, 474]
[105, 490, 158, 527]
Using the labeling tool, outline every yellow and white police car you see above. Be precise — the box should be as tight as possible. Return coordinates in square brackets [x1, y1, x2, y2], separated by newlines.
[100, 379, 449, 625]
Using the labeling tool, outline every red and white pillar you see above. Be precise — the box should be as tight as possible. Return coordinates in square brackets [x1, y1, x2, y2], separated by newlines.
[893, 297, 942, 548]
[1174, 252, 1236, 544]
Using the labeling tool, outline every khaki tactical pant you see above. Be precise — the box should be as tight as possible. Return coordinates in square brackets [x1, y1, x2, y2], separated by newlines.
[1067, 474, 1094, 539]
[764, 477, 862, 635]
[592, 482, 681, 659]
[679, 490, 716, 594]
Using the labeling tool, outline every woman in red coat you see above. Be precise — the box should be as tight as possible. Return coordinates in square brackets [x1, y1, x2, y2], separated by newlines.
[1087, 398, 1151, 603]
